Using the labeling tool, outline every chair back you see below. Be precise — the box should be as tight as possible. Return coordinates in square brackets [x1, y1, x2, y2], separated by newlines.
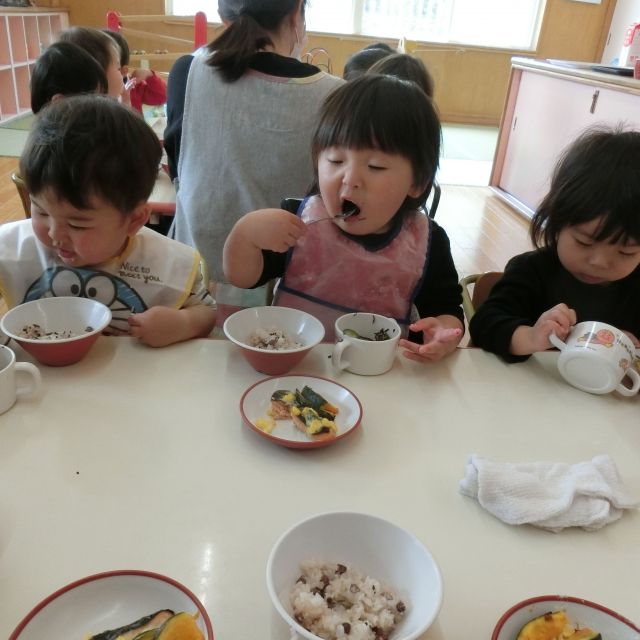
[11, 173, 31, 219]
[460, 271, 503, 323]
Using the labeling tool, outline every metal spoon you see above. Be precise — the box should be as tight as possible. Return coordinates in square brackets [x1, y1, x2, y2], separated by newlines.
[306, 207, 358, 225]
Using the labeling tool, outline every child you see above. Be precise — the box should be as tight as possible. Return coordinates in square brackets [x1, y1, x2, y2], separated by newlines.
[223, 74, 464, 363]
[105, 29, 167, 114]
[57, 26, 124, 100]
[0, 95, 216, 347]
[368, 52, 434, 98]
[30, 41, 107, 113]
[343, 42, 394, 80]
[469, 126, 640, 362]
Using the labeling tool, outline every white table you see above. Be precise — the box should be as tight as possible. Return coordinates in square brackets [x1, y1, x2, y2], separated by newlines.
[1, 339, 639, 639]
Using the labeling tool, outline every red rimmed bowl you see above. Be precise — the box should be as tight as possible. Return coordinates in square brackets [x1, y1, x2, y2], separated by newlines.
[223, 306, 324, 375]
[1, 297, 111, 366]
[491, 595, 640, 640]
[9, 569, 214, 640]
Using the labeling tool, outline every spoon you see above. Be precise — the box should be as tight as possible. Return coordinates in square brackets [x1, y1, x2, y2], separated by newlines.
[306, 207, 358, 225]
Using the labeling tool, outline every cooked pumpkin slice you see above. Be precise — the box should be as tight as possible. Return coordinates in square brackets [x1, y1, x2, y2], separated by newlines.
[155, 612, 204, 640]
[515, 611, 600, 640]
[90, 610, 174, 640]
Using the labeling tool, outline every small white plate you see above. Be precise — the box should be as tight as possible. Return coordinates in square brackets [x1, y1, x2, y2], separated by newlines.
[10, 570, 213, 640]
[240, 375, 363, 449]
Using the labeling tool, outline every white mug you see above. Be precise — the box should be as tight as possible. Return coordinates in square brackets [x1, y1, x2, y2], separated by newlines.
[0, 344, 41, 414]
[333, 313, 401, 376]
[549, 321, 640, 397]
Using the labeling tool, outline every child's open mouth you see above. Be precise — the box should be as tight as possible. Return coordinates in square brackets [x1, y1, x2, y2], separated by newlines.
[340, 199, 361, 219]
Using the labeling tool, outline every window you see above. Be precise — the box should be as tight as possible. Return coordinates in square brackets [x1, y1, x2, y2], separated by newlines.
[168, 0, 546, 50]
[306, 0, 546, 50]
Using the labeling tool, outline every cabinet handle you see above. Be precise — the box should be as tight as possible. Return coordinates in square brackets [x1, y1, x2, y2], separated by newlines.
[512, 116, 517, 131]
[590, 90, 600, 114]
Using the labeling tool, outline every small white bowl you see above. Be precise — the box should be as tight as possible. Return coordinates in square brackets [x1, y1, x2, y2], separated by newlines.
[491, 595, 640, 640]
[223, 306, 324, 375]
[1, 297, 111, 366]
[266, 511, 443, 640]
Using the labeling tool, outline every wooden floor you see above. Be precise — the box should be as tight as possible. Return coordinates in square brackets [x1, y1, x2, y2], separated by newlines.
[0, 152, 533, 320]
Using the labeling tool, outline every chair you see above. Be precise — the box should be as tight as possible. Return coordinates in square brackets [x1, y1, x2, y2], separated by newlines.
[426, 181, 441, 219]
[11, 173, 31, 218]
[460, 271, 503, 323]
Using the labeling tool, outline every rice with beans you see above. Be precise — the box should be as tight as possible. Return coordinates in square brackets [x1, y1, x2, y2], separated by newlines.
[290, 561, 407, 640]
[248, 327, 302, 350]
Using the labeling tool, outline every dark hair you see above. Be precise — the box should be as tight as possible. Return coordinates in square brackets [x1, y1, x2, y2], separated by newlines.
[58, 26, 118, 72]
[311, 74, 441, 210]
[531, 126, 640, 247]
[343, 47, 392, 81]
[363, 42, 395, 53]
[103, 28, 129, 67]
[207, 0, 306, 82]
[20, 95, 161, 214]
[368, 53, 434, 98]
[30, 42, 107, 113]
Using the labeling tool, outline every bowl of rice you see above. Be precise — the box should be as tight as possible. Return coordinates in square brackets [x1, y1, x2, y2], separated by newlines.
[1, 297, 112, 366]
[266, 511, 443, 640]
[223, 306, 324, 375]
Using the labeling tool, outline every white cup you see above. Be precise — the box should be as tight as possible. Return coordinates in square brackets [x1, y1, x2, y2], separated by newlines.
[333, 313, 401, 375]
[0, 344, 41, 414]
[549, 321, 640, 396]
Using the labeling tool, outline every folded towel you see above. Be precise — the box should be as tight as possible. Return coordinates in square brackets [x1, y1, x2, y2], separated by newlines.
[459, 454, 639, 532]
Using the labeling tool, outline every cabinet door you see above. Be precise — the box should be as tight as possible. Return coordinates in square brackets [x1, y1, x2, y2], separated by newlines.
[499, 71, 609, 214]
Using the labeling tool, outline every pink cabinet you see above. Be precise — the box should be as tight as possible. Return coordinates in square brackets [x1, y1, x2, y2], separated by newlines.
[0, 9, 69, 122]
[490, 58, 640, 218]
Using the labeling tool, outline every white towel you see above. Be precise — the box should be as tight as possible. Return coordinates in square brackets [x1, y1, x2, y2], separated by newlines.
[459, 454, 639, 532]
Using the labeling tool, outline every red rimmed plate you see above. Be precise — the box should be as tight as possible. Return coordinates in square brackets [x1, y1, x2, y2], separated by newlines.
[491, 595, 640, 640]
[9, 569, 214, 640]
[240, 374, 363, 449]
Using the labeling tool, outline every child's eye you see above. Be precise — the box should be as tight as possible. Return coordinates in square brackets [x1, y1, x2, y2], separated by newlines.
[68, 223, 89, 230]
[619, 250, 640, 257]
[575, 238, 592, 247]
[327, 158, 342, 165]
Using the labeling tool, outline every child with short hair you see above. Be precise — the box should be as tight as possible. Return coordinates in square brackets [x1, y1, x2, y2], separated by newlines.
[368, 52, 434, 98]
[343, 42, 394, 80]
[104, 29, 167, 113]
[0, 95, 216, 347]
[30, 41, 107, 113]
[57, 26, 124, 100]
[469, 126, 640, 362]
[224, 74, 464, 363]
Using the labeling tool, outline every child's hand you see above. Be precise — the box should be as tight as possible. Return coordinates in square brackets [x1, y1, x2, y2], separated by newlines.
[243, 209, 307, 253]
[399, 317, 463, 364]
[622, 330, 640, 348]
[130, 68, 154, 82]
[128, 307, 186, 348]
[530, 303, 576, 351]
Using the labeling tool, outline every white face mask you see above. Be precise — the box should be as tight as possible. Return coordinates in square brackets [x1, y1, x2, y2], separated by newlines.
[290, 26, 307, 60]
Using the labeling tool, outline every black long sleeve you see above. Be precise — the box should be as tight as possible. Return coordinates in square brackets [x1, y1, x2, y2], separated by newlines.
[469, 248, 640, 363]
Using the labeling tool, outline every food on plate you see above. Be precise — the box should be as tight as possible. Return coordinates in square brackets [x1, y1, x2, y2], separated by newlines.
[290, 561, 407, 640]
[248, 327, 303, 350]
[343, 328, 391, 341]
[88, 610, 203, 640]
[18, 323, 93, 340]
[516, 611, 601, 640]
[255, 416, 276, 433]
[269, 386, 339, 440]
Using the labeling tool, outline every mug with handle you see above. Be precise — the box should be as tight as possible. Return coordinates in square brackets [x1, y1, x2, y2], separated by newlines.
[0, 344, 41, 414]
[333, 313, 401, 376]
[549, 320, 640, 397]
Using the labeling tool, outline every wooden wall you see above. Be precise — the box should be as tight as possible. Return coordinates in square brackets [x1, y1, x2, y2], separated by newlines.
[37, 0, 615, 125]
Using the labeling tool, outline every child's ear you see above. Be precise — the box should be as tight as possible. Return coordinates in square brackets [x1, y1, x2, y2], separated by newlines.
[126, 202, 150, 235]
[121, 64, 130, 77]
[408, 179, 429, 198]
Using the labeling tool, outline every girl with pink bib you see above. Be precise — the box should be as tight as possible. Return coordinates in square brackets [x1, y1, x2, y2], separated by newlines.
[223, 74, 464, 363]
